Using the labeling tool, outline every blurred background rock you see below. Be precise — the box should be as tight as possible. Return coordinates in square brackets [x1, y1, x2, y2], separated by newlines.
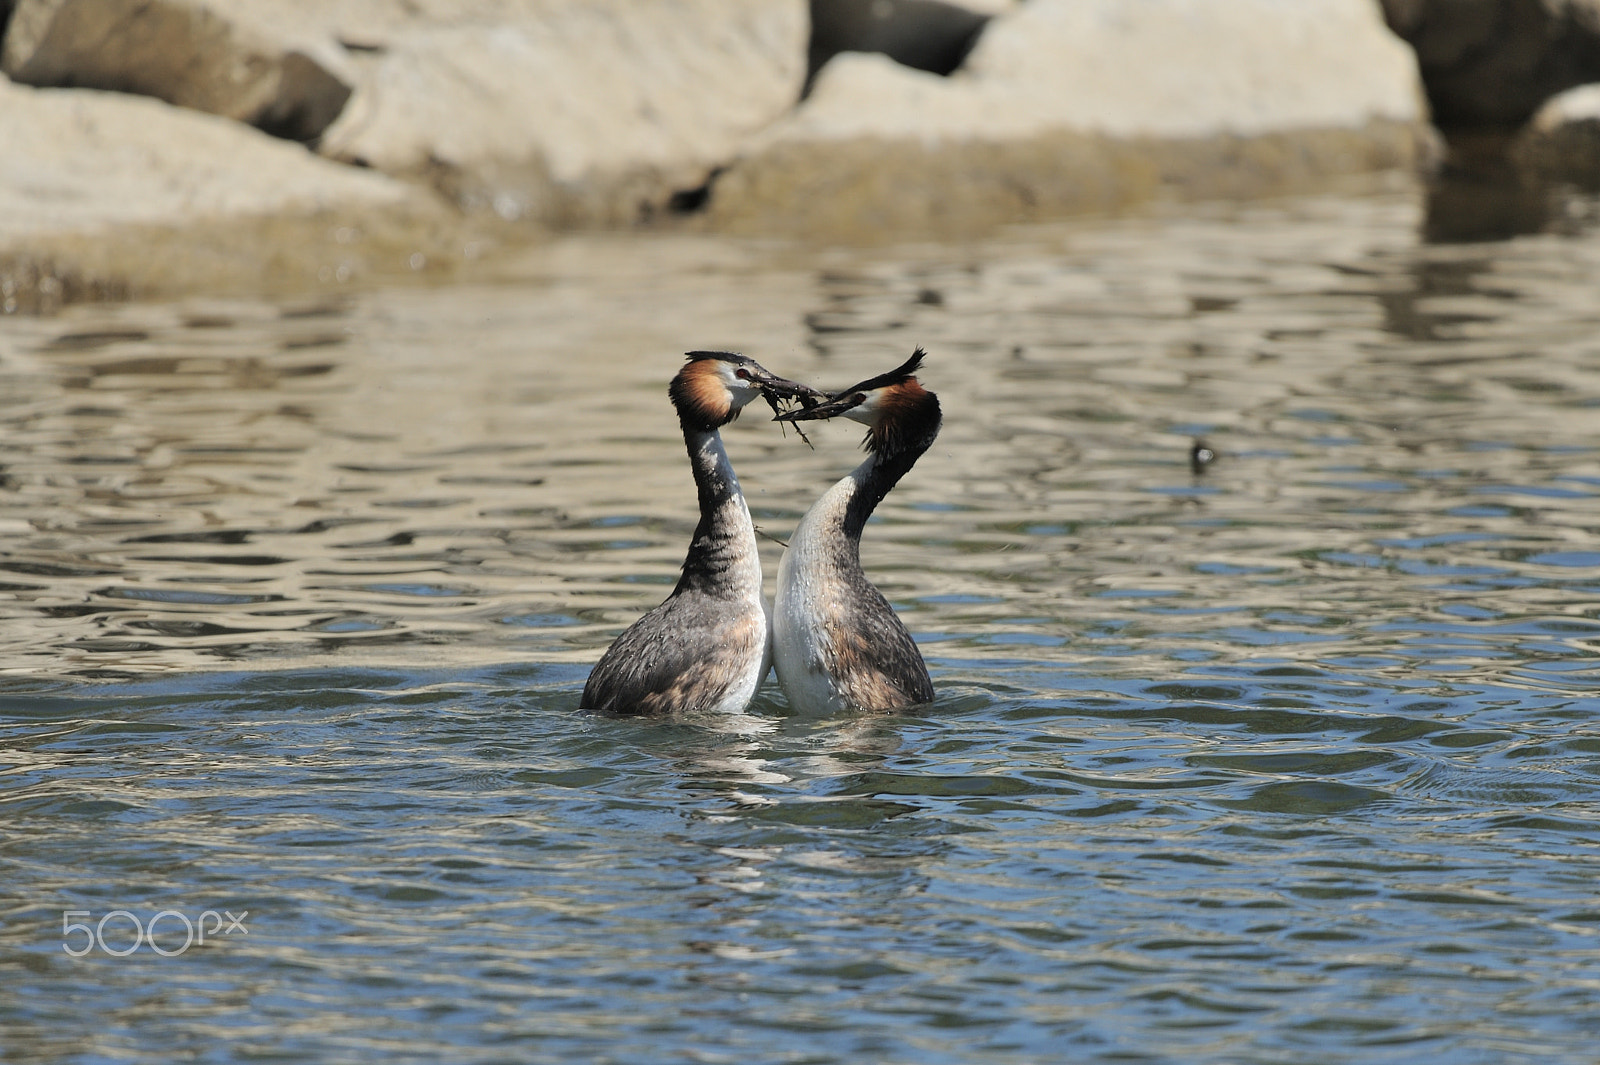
[3, 0, 1599, 311]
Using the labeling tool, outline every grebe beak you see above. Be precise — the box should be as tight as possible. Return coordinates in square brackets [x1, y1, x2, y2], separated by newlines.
[773, 388, 866, 423]
[773, 349, 925, 423]
[749, 367, 825, 403]
[743, 366, 828, 419]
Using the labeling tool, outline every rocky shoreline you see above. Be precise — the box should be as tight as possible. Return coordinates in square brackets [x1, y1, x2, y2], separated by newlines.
[3, 0, 1600, 312]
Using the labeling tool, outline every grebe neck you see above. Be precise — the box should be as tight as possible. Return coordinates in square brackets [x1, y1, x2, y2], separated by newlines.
[674, 427, 761, 598]
[840, 440, 930, 542]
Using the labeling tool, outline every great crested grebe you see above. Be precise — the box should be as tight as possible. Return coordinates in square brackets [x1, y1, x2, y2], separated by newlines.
[581, 352, 822, 715]
[771, 349, 941, 713]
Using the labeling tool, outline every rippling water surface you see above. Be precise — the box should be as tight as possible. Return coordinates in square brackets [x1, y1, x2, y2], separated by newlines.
[4, 192, 1600, 1063]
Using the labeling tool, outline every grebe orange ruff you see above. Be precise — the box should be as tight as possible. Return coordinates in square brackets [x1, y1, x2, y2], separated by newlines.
[581, 352, 822, 716]
[771, 349, 941, 713]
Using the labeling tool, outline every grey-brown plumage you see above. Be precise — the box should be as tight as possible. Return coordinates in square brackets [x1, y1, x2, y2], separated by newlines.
[772, 349, 941, 713]
[581, 353, 821, 716]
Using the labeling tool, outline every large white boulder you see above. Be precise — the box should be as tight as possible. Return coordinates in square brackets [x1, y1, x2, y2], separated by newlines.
[314, 0, 809, 224]
[805, 0, 1422, 141]
[0, 77, 436, 310]
[1, 0, 353, 141]
[711, 0, 1430, 233]
[0, 79, 409, 240]
[2, 0, 808, 224]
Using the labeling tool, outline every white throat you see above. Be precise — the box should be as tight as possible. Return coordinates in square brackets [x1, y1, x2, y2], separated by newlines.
[771, 462, 870, 713]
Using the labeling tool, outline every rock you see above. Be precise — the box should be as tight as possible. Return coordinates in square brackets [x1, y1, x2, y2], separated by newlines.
[0, 0, 811, 253]
[710, 0, 1430, 235]
[1, 0, 353, 141]
[806, 0, 1008, 92]
[0, 78, 448, 311]
[789, 0, 1425, 143]
[1514, 82, 1600, 184]
[1379, 0, 1600, 129]
[0, 78, 407, 238]
[315, 0, 809, 226]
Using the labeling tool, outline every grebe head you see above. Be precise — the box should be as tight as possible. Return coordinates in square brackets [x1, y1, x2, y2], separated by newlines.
[670, 351, 824, 432]
[775, 347, 941, 455]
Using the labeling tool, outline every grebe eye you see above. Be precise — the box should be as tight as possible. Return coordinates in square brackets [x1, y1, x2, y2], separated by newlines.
[735, 368, 751, 380]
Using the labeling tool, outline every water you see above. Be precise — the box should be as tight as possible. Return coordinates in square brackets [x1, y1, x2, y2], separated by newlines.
[3, 190, 1600, 1063]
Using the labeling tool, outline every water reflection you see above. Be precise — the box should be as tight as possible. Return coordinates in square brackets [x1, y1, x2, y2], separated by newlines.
[1423, 131, 1600, 244]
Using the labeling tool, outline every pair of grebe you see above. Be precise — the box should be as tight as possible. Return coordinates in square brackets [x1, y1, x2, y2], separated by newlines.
[580, 349, 941, 715]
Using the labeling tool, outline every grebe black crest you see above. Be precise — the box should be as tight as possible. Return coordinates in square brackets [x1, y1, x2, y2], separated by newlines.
[770, 348, 941, 713]
[581, 352, 823, 716]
